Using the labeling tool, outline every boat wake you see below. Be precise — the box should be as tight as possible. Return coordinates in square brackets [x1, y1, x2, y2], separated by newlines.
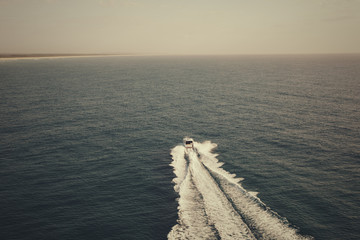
[168, 139, 312, 240]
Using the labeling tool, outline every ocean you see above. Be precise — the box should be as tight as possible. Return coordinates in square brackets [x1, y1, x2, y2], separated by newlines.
[0, 55, 359, 240]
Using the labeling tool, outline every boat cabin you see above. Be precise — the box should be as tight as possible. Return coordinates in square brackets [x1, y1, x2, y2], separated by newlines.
[185, 140, 194, 149]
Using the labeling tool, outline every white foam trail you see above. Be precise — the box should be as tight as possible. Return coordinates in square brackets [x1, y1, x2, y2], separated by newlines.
[169, 145, 218, 239]
[169, 142, 255, 239]
[169, 145, 188, 193]
[169, 139, 313, 240]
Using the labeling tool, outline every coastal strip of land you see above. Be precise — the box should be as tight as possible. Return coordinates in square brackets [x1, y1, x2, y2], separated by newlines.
[0, 53, 134, 60]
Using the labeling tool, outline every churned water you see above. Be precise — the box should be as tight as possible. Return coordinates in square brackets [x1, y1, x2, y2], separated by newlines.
[1, 55, 359, 239]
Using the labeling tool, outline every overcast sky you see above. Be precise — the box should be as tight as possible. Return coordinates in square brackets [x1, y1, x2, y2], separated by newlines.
[1, 0, 359, 55]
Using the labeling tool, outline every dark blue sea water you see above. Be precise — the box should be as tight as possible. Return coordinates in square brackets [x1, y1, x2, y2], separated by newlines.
[1, 55, 359, 240]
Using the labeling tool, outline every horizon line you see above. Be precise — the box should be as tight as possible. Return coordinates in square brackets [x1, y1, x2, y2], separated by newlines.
[1, 52, 360, 59]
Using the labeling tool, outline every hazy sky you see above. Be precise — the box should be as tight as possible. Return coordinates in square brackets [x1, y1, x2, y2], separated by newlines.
[1, 0, 359, 55]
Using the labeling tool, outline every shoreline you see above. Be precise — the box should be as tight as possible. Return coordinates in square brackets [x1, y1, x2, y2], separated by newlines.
[0, 54, 136, 61]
